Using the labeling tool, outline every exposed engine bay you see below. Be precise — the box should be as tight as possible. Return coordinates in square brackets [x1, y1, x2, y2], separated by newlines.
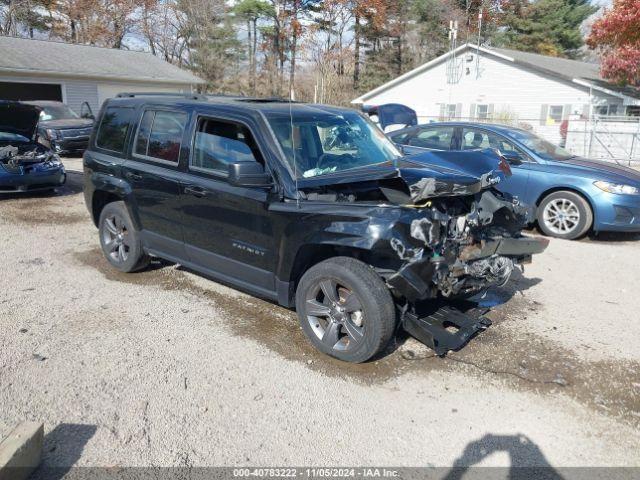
[1, 144, 58, 167]
[385, 189, 546, 302]
[296, 155, 548, 305]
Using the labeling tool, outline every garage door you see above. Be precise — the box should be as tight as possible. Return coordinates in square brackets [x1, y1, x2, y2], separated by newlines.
[0, 82, 63, 101]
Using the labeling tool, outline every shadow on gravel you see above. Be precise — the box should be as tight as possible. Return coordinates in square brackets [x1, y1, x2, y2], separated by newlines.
[31, 423, 97, 480]
[444, 434, 563, 478]
[584, 231, 640, 243]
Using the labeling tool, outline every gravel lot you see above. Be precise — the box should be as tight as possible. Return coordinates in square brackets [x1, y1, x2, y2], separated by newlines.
[1, 157, 639, 469]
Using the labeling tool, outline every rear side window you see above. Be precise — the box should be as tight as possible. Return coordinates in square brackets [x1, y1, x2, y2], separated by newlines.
[134, 110, 188, 163]
[95, 106, 133, 153]
[408, 126, 455, 150]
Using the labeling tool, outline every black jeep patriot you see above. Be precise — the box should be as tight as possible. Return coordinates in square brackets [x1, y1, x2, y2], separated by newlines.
[84, 94, 547, 363]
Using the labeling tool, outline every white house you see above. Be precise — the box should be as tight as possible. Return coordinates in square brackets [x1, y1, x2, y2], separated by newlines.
[0, 36, 204, 114]
[352, 44, 640, 160]
[353, 43, 640, 122]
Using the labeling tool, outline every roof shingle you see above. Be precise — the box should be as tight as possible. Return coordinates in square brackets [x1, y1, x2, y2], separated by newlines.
[0, 36, 204, 84]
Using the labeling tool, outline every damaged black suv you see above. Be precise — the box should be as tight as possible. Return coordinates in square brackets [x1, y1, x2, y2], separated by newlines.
[84, 94, 548, 363]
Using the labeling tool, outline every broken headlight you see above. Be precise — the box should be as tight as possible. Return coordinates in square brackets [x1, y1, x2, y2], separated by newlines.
[45, 128, 59, 140]
[594, 181, 639, 196]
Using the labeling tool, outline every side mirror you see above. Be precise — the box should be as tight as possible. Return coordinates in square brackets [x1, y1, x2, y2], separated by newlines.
[501, 151, 524, 166]
[228, 161, 272, 188]
[80, 102, 95, 120]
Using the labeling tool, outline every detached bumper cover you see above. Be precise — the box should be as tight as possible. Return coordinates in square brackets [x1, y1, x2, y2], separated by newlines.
[402, 305, 492, 356]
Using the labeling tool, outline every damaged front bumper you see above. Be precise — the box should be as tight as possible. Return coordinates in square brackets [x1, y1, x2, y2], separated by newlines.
[384, 189, 549, 303]
[380, 189, 549, 354]
[388, 235, 548, 301]
[0, 145, 66, 193]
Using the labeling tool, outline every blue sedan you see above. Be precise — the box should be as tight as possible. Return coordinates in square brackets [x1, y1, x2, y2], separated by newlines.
[390, 122, 640, 240]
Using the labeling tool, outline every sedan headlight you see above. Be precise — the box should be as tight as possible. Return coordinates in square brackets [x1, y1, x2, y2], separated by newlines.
[594, 181, 640, 195]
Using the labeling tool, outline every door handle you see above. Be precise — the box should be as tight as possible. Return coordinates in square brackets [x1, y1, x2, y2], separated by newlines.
[125, 172, 143, 181]
[184, 185, 207, 197]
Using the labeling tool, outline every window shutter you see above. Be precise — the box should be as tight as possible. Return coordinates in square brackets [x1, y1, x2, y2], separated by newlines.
[563, 104, 572, 120]
[455, 103, 462, 119]
[488, 104, 495, 119]
[540, 105, 549, 125]
[469, 103, 476, 120]
[439, 104, 445, 121]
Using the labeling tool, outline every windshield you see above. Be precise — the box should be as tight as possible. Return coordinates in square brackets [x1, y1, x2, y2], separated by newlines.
[40, 104, 79, 121]
[504, 129, 574, 161]
[0, 132, 30, 143]
[265, 109, 402, 178]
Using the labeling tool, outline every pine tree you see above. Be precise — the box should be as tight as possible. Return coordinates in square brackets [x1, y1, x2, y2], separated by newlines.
[496, 0, 597, 58]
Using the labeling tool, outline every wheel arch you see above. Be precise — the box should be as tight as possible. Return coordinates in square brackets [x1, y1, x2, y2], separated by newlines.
[284, 243, 387, 301]
[89, 173, 140, 229]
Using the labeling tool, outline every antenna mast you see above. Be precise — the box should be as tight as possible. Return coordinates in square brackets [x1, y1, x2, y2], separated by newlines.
[446, 20, 460, 85]
[476, 10, 482, 78]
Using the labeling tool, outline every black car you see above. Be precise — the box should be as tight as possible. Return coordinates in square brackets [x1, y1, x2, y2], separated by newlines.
[24, 100, 94, 155]
[83, 94, 547, 363]
[0, 101, 66, 193]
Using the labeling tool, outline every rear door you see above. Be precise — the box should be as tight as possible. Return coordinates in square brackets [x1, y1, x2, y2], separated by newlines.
[178, 113, 278, 299]
[121, 106, 191, 259]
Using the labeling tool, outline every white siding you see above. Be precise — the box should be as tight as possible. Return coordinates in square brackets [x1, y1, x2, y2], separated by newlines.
[64, 81, 99, 114]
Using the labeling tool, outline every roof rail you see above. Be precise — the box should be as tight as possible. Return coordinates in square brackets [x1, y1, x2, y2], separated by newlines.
[115, 92, 208, 101]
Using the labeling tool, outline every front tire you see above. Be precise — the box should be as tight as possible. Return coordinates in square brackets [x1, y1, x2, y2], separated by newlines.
[537, 191, 592, 240]
[98, 201, 150, 272]
[295, 257, 396, 363]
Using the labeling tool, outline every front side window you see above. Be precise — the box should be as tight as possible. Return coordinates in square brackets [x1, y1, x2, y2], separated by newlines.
[408, 126, 455, 150]
[265, 110, 401, 178]
[134, 110, 187, 163]
[462, 128, 521, 155]
[96, 106, 133, 153]
[191, 118, 261, 173]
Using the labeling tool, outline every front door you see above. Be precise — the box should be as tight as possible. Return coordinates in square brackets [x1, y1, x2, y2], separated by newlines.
[179, 115, 278, 298]
[460, 127, 531, 201]
[121, 107, 190, 259]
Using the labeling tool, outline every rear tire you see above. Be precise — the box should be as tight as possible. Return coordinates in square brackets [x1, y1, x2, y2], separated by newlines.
[295, 257, 396, 363]
[98, 201, 150, 272]
[537, 191, 592, 240]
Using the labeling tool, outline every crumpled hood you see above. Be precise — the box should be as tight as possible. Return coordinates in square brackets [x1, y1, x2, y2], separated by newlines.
[0, 101, 41, 139]
[550, 156, 640, 186]
[296, 150, 508, 203]
[39, 118, 94, 130]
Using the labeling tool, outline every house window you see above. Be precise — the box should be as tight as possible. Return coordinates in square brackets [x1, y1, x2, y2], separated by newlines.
[446, 104, 457, 119]
[627, 106, 640, 117]
[476, 104, 489, 120]
[549, 105, 563, 122]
